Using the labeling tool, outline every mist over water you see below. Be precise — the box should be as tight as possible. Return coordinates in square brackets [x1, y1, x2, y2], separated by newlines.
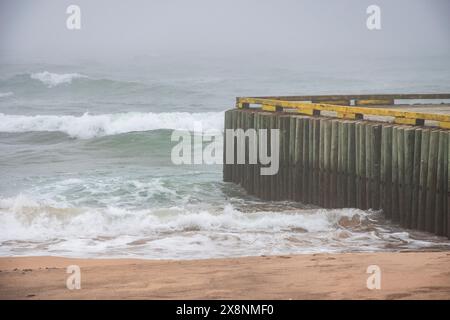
[1, 0, 450, 259]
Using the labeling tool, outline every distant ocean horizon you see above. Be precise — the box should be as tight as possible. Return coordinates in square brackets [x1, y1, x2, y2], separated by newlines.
[1, 56, 450, 259]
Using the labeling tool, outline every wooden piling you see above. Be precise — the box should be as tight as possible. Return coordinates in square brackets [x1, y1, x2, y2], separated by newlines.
[403, 128, 415, 229]
[223, 110, 233, 182]
[323, 120, 332, 208]
[253, 112, 260, 198]
[330, 120, 339, 208]
[313, 119, 321, 205]
[289, 117, 296, 200]
[302, 118, 310, 204]
[391, 127, 400, 222]
[381, 125, 392, 219]
[397, 128, 405, 225]
[308, 118, 314, 203]
[411, 128, 422, 230]
[294, 117, 304, 202]
[319, 119, 326, 206]
[418, 129, 430, 231]
[425, 130, 439, 233]
[337, 122, 346, 208]
[435, 131, 447, 236]
[372, 125, 382, 210]
[358, 123, 367, 210]
[347, 122, 356, 208]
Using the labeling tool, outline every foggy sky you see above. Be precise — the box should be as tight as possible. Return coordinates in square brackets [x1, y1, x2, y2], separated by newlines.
[0, 0, 449, 64]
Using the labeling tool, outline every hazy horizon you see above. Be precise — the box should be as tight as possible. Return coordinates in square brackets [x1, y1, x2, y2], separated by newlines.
[1, 0, 449, 65]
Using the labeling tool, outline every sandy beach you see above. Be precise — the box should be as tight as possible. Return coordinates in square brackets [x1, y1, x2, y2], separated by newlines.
[1, 251, 449, 300]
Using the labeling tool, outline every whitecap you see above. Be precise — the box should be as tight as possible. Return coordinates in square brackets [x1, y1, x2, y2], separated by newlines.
[30, 71, 88, 88]
[0, 111, 224, 139]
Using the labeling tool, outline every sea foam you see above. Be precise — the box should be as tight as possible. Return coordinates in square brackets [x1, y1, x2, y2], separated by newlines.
[0, 111, 224, 139]
[0, 193, 446, 259]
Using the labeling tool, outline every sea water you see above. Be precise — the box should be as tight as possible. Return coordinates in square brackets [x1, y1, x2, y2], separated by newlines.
[1, 55, 450, 259]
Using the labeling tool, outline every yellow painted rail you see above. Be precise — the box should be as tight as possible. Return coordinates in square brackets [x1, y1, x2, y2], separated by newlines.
[235, 94, 450, 129]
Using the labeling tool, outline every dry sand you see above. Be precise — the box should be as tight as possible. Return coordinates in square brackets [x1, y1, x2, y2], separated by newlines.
[1, 252, 449, 300]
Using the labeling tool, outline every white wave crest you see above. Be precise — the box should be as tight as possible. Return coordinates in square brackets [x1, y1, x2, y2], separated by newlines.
[0, 92, 13, 98]
[1, 194, 447, 259]
[0, 111, 224, 139]
[0, 195, 360, 238]
[30, 71, 88, 87]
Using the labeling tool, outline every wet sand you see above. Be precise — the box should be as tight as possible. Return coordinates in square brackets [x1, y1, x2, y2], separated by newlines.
[1, 252, 450, 299]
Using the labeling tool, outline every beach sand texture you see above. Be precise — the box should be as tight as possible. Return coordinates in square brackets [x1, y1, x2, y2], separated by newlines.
[1, 252, 449, 300]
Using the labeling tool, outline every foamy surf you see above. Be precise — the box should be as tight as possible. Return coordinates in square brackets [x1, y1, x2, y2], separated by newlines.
[30, 71, 88, 88]
[0, 194, 448, 259]
[0, 111, 224, 139]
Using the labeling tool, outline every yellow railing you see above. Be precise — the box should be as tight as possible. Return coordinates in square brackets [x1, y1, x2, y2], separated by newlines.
[235, 94, 450, 129]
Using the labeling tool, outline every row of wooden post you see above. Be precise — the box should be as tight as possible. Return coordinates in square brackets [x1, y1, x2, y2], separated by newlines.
[223, 109, 450, 238]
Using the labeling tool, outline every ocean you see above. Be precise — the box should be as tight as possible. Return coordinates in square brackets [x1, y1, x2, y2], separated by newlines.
[1, 55, 450, 259]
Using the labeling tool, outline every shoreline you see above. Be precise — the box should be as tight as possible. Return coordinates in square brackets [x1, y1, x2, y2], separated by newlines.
[1, 251, 450, 299]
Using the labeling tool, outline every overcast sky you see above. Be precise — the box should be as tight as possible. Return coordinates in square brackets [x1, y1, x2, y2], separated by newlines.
[0, 0, 449, 63]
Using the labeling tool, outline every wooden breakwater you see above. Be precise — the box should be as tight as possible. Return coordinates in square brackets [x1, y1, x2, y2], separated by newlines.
[223, 94, 450, 238]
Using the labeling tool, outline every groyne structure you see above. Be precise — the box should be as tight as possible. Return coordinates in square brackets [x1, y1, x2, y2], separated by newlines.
[223, 94, 450, 238]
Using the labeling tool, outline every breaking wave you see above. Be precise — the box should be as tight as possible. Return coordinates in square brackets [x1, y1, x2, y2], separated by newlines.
[1, 194, 448, 259]
[30, 71, 88, 87]
[0, 111, 224, 139]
